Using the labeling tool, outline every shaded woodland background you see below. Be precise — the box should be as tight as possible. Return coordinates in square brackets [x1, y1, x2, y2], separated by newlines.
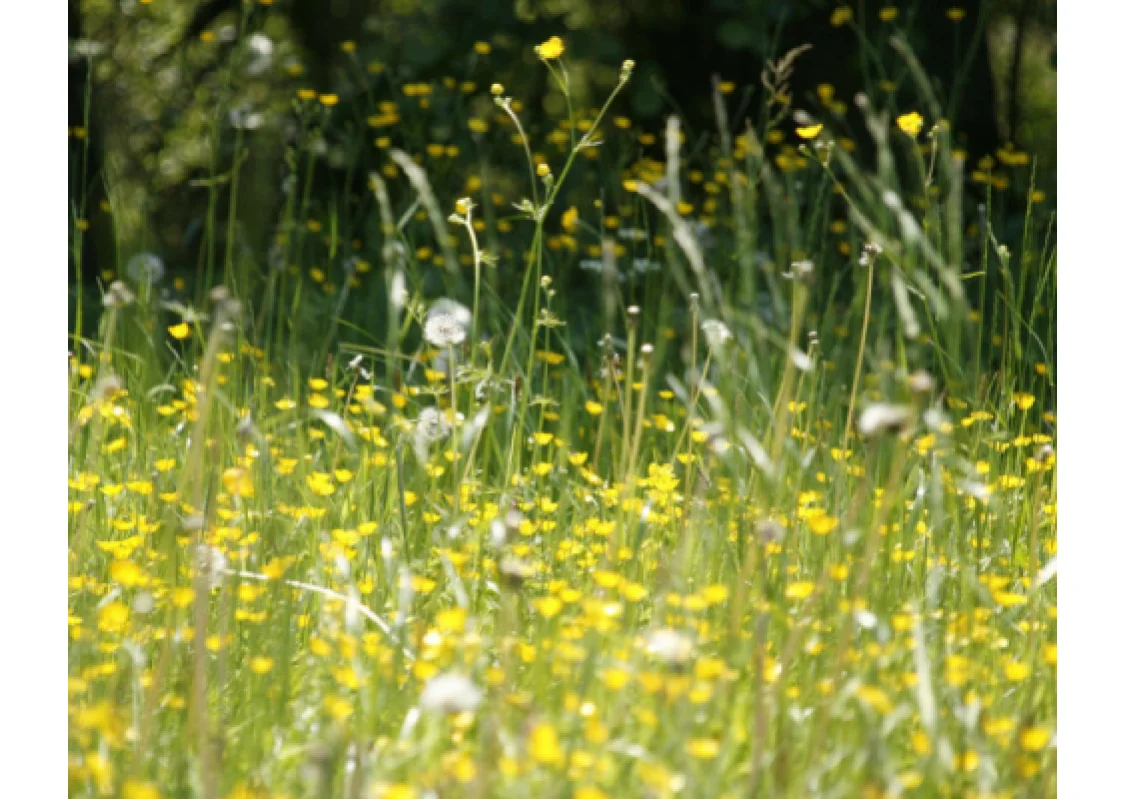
[69, 0, 1056, 330]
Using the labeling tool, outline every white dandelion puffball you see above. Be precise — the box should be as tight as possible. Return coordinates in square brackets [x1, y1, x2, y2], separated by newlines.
[126, 252, 165, 284]
[430, 297, 472, 325]
[414, 407, 450, 443]
[194, 544, 228, 590]
[245, 33, 274, 76]
[700, 319, 732, 350]
[645, 628, 695, 666]
[857, 403, 911, 438]
[424, 312, 466, 348]
[419, 672, 482, 714]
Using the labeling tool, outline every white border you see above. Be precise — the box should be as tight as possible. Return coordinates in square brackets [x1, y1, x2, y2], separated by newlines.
[0, 0, 67, 791]
[1057, 0, 1125, 795]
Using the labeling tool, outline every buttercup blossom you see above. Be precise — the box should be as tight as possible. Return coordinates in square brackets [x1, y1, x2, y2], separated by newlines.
[536, 36, 565, 60]
[896, 111, 924, 137]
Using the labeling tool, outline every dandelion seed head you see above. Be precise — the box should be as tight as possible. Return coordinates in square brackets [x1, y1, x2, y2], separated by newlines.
[424, 312, 466, 348]
[194, 544, 228, 590]
[790, 259, 815, 281]
[499, 555, 534, 588]
[389, 269, 408, 309]
[420, 672, 482, 715]
[126, 252, 165, 284]
[701, 319, 732, 350]
[245, 33, 274, 76]
[857, 403, 911, 438]
[907, 370, 935, 395]
[645, 628, 695, 666]
[414, 407, 450, 444]
[104, 281, 135, 308]
[755, 519, 785, 544]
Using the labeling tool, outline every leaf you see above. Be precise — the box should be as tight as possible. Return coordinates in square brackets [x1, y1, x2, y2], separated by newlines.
[310, 409, 356, 449]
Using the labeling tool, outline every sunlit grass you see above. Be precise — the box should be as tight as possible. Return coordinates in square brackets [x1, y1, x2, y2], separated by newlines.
[68, 26, 1055, 799]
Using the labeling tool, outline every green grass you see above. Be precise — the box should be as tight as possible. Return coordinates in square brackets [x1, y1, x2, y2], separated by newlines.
[68, 29, 1056, 799]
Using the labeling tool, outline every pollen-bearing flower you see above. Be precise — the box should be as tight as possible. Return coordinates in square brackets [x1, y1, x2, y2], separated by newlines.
[896, 111, 924, 137]
[536, 36, 565, 60]
[424, 312, 466, 348]
[796, 123, 823, 140]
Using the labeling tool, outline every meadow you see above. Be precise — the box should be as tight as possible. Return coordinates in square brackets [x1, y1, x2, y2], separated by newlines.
[68, 22, 1056, 799]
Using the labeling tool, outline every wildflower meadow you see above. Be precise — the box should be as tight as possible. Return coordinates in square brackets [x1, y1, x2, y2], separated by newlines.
[67, 3, 1057, 798]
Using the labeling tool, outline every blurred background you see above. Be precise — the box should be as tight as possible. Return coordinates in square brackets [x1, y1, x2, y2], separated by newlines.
[69, 0, 1056, 340]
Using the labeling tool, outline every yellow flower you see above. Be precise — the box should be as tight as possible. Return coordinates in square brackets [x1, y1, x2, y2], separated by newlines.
[1012, 392, 1036, 410]
[896, 111, 924, 137]
[97, 602, 130, 633]
[855, 685, 893, 714]
[110, 560, 142, 587]
[830, 6, 854, 26]
[1020, 726, 1052, 752]
[324, 694, 353, 720]
[123, 780, 162, 799]
[785, 581, 815, 600]
[436, 606, 468, 633]
[687, 738, 720, 759]
[226, 786, 270, 799]
[168, 322, 191, 340]
[809, 514, 839, 535]
[956, 750, 980, 773]
[534, 596, 563, 618]
[529, 722, 564, 765]
[702, 584, 729, 604]
[222, 467, 254, 498]
[796, 123, 824, 140]
[1004, 659, 1031, 682]
[585, 400, 604, 416]
[562, 206, 579, 233]
[536, 36, 565, 60]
